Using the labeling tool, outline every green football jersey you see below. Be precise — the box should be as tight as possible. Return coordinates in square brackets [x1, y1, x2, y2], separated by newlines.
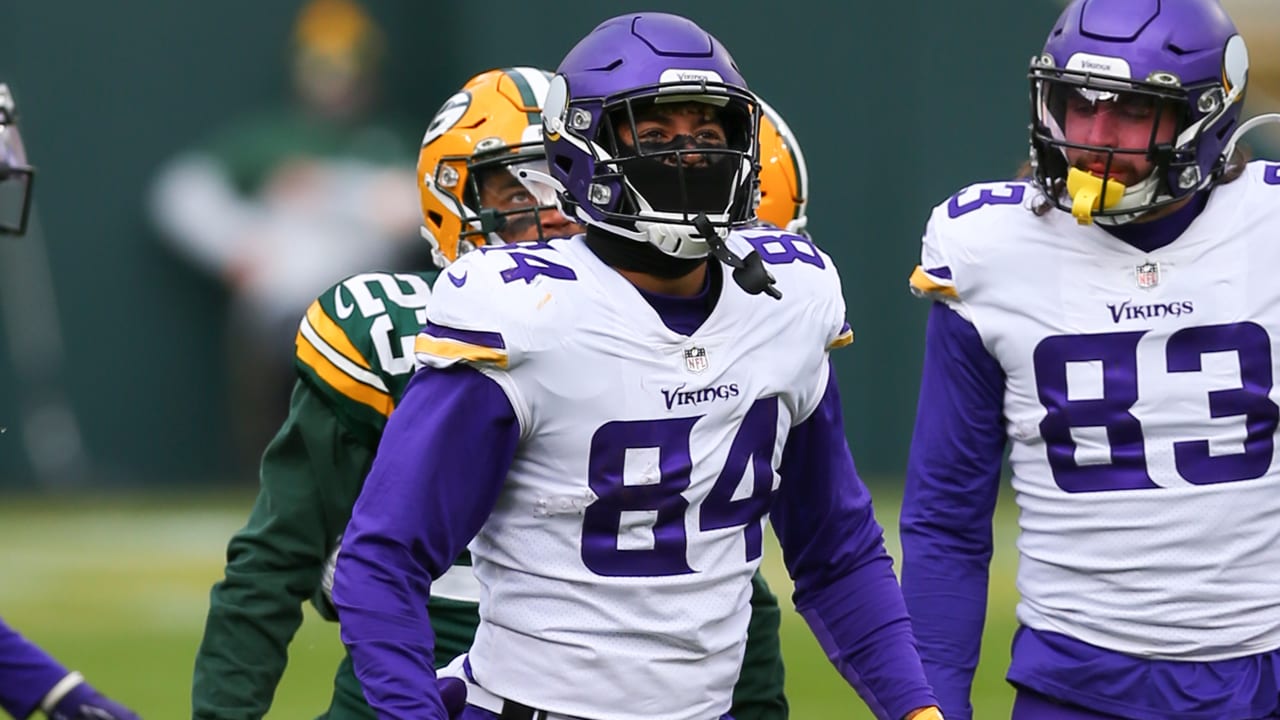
[194, 270, 475, 720]
[293, 270, 481, 623]
[294, 271, 433, 440]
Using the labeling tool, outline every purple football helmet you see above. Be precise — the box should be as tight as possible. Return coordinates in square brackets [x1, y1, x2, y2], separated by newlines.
[0, 83, 34, 236]
[541, 13, 759, 259]
[1028, 0, 1249, 224]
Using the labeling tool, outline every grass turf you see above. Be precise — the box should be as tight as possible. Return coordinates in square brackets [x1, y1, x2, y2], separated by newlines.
[0, 484, 1019, 718]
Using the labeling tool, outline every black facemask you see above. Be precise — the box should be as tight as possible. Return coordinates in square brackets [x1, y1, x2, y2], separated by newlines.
[618, 138, 739, 216]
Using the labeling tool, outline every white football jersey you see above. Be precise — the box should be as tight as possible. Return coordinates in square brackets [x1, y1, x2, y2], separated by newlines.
[913, 161, 1280, 661]
[415, 230, 850, 720]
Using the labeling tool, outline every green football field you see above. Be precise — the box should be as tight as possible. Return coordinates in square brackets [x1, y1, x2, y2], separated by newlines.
[0, 484, 1021, 719]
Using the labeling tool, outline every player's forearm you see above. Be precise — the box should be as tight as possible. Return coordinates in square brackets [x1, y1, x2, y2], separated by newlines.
[0, 617, 72, 719]
[897, 559, 986, 720]
[772, 367, 936, 718]
[899, 303, 1006, 720]
[335, 546, 444, 718]
[194, 497, 323, 712]
[193, 575, 306, 718]
[796, 557, 938, 720]
[334, 366, 517, 715]
[194, 385, 367, 715]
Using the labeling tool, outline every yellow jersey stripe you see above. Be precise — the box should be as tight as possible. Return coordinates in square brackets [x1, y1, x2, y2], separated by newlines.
[298, 316, 390, 392]
[305, 301, 373, 371]
[909, 265, 958, 299]
[414, 335, 509, 369]
[827, 329, 854, 351]
[296, 331, 395, 417]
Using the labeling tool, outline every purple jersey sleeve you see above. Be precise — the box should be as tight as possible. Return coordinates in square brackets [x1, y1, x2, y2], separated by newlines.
[332, 365, 519, 719]
[770, 361, 938, 720]
[0, 616, 70, 718]
[899, 303, 1007, 720]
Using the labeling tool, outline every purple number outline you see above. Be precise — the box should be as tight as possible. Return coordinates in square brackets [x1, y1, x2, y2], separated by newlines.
[1033, 323, 1278, 492]
[583, 416, 697, 576]
[582, 398, 779, 576]
[1034, 331, 1156, 492]
[499, 251, 578, 285]
[741, 233, 825, 269]
[947, 183, 1026, 219]
[1167, 322, 1278, 484]
[479, 242, 578, 285]
[699, 397, 778, 561]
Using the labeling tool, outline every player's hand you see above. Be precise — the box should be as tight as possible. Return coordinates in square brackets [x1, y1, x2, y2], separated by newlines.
[438, 677, 467, 719]
[904, 706, 943, 720]
[47, 680, 141, 720]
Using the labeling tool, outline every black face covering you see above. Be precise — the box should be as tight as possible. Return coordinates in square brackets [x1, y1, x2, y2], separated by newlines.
[583, 225, 705, 279]
[619, 136, 739, 216]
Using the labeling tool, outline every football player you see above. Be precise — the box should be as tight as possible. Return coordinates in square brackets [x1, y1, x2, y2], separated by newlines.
[0, 84, 33, 237]
[900, 1, 1280, 718]
[333, 12, 942, 720]
[0, 84, 140, 720]
[192, 65, 793, 720]
[189, 66, 574, 720]
[754, 99, 808, 237]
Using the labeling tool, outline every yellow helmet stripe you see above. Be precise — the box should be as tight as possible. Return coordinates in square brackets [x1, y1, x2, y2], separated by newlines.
[296, 329, 394, 417]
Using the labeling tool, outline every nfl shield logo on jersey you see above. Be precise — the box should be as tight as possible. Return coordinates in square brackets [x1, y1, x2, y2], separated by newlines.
[1135, 261, 1160, 289]
[683, 346, 709, 374]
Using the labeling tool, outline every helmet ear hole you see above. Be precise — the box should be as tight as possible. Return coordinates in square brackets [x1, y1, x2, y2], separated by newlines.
[426, 210, 443, 228]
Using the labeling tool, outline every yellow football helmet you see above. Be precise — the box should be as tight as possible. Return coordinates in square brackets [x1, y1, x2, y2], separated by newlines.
[418, 66, 569, 267]
[755, 99, 809, 235]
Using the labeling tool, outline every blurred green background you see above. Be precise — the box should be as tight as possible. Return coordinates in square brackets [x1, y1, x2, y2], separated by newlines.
[0, 0, 1062, 488]
[4, 0, 1280, 718]
[0, 486, 1020, 718]
[0, 3, 1049, 716]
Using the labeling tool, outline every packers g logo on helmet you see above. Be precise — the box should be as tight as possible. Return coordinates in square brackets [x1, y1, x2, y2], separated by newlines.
[417, 66, 558, 267]
[755, 99, 809, 235]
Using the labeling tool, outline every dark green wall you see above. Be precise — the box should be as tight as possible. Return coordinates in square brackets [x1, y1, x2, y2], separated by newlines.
[0, 1, 1060, 488]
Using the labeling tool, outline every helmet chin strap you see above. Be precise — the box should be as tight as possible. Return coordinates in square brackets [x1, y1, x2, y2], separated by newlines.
[1066, 165, 1176, 226]
[692, 213, 781, 300]
[634, 220, 713, 259]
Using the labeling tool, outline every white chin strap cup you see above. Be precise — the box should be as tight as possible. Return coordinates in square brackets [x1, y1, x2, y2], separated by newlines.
[639, 221, 714, 260]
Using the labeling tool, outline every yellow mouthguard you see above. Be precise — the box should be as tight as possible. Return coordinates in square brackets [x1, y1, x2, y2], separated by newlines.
[1066, 167, 1126, 225]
